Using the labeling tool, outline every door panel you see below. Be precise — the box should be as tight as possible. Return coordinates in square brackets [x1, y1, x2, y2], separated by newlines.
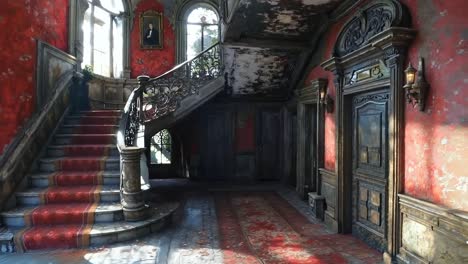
[257, 109, 281, 180]
[201, 111, 232, 179]
[351, 91, 389, 252]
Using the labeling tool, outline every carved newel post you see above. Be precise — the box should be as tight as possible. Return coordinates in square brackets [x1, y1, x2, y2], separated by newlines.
[120, 147, 148, 221]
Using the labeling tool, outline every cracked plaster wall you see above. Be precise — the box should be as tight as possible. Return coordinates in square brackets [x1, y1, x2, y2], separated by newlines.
[224, 47, 293, 94]
[237, 0, 338, 37]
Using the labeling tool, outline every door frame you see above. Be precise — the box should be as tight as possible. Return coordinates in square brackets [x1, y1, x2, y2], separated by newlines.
[321, 0, 415, 260]
[296, 79, 326, 199]
[343, 82, 391, 252]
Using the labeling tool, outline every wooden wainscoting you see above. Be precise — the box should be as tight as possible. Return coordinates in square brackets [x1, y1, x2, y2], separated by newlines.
[397, 194, 468, 264]
[320, 168, 338, 232]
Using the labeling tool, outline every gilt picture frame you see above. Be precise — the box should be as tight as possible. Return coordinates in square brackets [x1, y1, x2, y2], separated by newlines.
[140, 10, 163, 49]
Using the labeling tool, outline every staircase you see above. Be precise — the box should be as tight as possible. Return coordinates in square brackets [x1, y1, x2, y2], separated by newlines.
[0, 42, 222, 253]
[1, 110, 176, 252]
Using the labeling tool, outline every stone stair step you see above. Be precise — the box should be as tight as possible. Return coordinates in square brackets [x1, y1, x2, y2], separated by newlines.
[15, 186, 120, 206]
[0, 228, 15, 253]
[64, 116, 120, 125]
[89, 202, 177, 246]
[29, 171, 120, 187]
[1, 202, 124, 228]
[39, 156, 120, 172]
[58, 124, 119, 135]
[47, 144, 119, 157]
[6, 202, 177, 252]
[54, 134, 116, 145]
[76, 110, 122, 117]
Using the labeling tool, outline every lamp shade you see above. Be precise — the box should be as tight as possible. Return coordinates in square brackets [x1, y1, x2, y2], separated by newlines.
[405, 62, 416, 86]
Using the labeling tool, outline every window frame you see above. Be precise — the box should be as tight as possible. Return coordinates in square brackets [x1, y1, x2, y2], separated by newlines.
[82, 0, 126, 78]
[176, 1, 220, 63]
[150, 129, 172, 165]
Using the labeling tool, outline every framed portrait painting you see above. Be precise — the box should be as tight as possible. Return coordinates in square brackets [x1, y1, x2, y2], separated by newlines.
[140, 10, 163, 49]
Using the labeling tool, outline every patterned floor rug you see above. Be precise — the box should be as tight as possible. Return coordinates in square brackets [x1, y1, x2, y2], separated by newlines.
[215, 192, 381, 264]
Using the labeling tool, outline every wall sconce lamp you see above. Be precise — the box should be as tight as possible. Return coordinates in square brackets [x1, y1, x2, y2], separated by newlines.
[404, 57, 429, 111]
[319, 85, 334, 113]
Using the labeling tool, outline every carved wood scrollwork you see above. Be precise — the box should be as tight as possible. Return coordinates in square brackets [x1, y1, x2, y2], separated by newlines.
[335, 0, 407, 57]
[353, 93, 389, 105]
[320, 0, 414, 259]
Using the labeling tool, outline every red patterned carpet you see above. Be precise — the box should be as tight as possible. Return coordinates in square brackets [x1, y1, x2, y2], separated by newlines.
[215, 192, 381, 264]
[63, 145, 112, 156]
[49, 172, 104, 186]
[13, 110, 119, 252]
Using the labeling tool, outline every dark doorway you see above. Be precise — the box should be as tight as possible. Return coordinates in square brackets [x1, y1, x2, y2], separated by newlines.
[346, 89, 389, 252]
[296, 102, 318, 198]
[304, 104, 317, 192]
[257, 109, 281, 180]
[200, 111, 232, 179]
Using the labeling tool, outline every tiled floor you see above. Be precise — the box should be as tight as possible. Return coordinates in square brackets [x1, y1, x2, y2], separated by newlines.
[0, 180, 383, 264]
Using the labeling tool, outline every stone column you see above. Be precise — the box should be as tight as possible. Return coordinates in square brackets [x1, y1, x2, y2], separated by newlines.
[120, 147, 148, 221]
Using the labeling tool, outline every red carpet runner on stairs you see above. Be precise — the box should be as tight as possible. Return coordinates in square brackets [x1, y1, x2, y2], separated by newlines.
[14, 110, 120, 252]
[215, 192, 381, 264]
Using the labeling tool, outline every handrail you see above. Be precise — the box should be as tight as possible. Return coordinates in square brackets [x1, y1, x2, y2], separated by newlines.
[148, 42, 221, 82]
[117, 42, 222, 149]
[140, 42, 223, 121]
[115, 42, 223, 221]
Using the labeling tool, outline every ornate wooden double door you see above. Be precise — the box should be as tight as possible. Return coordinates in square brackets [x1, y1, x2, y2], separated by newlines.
[350, 90, 389, 252]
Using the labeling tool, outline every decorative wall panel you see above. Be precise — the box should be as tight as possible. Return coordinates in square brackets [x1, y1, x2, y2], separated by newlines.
[398, 194, 468, 264]
[36, 42, 76, 110]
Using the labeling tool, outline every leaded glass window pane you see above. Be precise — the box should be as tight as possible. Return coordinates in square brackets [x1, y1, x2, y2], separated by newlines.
[150, 130, 172, 164]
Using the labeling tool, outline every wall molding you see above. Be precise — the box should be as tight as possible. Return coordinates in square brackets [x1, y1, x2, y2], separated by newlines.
[398, 194, 468, 264]
[88, 75, 138, 109]
[36, 41, 77, 110]
[319, 168, 338, 232]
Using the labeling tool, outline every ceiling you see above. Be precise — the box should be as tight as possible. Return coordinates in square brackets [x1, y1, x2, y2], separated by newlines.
[225, 0, 341, 41]
[223, 0, 342, 97]
[131, 0, 345, 97]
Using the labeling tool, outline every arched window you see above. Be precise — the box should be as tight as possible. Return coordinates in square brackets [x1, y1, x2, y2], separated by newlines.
[82, 0, 125, 77]
[150, 129, 172, 164]
[177, 2, 220, 62]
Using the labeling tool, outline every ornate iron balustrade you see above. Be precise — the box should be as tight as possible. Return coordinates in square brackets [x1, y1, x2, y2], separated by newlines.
[115, 43, 222, 221]
[117, 42, 222, 148]
[117, 86, 143, 147]
[140, 42, 222, 122]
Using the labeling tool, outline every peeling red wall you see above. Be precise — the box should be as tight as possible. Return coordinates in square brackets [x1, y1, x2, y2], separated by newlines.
[0, 0, 68, 155]
[401, 0, 468, 211]
[130, 0, 176, 78]
[305, 0, 468, 210]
